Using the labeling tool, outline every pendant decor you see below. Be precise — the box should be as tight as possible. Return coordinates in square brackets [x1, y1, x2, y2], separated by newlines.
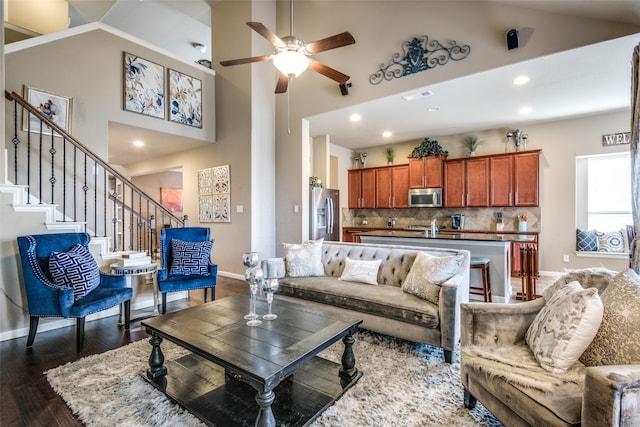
[369, 35, 470, 85]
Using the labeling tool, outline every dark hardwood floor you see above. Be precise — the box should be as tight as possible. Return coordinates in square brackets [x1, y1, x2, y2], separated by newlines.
[0, 276, 248, 427]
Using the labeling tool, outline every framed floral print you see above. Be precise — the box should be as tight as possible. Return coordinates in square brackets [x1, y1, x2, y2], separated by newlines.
[168, 69, 202, 128]
[123, 52, 165, 119]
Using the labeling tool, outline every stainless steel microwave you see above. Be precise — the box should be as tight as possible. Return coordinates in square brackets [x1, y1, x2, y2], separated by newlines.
[408, 188, 443, 208]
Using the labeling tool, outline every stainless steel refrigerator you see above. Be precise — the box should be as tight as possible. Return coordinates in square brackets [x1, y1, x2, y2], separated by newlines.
[310, 188, 340, 241]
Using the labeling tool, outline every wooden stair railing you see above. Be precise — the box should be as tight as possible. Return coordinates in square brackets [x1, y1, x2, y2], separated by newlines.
[5, 90, 183, 254]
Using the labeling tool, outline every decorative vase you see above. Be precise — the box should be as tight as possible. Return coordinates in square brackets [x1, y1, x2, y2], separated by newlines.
[518, 220, 527, 232]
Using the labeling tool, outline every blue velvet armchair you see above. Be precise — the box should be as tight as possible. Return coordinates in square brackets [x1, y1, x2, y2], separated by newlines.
[158, 227, 217, 314]
[16, 232, 132, 353]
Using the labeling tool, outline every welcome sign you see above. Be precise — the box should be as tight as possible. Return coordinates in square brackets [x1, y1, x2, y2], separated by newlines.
[602, 131, 631, 146]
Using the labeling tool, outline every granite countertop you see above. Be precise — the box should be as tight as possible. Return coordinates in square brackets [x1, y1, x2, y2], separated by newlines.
[355, 229, 536, 242]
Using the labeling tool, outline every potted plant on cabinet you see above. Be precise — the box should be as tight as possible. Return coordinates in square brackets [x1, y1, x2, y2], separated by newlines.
[462, 135, 482, 156]
[385, 147, 395, 165]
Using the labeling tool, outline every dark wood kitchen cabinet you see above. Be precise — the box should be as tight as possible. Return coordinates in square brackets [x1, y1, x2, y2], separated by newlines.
[490, 154, 514, 206]
[375, 165, 409, 208]
[443, 158, 489, 207]
[348, 169, 375, 209]
[408, 156, 445, 188]
[513, 151, 540, 206]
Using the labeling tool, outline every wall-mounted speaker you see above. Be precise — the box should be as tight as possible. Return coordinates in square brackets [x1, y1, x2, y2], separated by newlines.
[339, 82, 352, 96]
[507, 29, 519, 50]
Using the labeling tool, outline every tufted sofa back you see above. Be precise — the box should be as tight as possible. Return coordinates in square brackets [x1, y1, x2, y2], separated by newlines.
[321, 242, 467, 288]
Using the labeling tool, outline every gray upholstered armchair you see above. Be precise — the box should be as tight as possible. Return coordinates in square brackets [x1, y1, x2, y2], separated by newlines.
[460, 268, 640, 426]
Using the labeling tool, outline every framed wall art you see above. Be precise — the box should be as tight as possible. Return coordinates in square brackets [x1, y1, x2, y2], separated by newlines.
[160, 187, 183, 212]
[22, 85, 73, 136]
[168, 69, 202, 128]
[198, 165, 231, 223]
[123, 52, 165, 119]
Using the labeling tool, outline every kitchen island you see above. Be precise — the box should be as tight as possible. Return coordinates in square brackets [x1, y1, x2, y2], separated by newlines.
[357, 230, 535, 302]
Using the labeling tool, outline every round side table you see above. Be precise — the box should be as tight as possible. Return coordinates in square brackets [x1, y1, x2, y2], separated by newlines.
[110, 262, 159, 324]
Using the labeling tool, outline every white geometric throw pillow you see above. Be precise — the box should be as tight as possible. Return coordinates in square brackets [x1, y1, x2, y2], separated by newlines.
[401, 252, 464, 304]
[525, 281, 603, 373]
[282, 239, 324, 277]
[339, 257, 381, 285]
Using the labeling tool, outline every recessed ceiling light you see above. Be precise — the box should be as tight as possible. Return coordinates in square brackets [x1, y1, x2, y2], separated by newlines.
[383, 131, 392, 138]
[402, 90, 433, 101]
[350, 113, 361, 122]
[520, 107, 532, 114]
[427, 106, 441, 112]
[133, 140, 144, 147]
[513, 75, 530, 85]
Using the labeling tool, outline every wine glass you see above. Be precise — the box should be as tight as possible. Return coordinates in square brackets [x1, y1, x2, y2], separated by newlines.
[242, 252, 263, 326]
[261, 258, 285, 321]
[262, 278, 279, 320]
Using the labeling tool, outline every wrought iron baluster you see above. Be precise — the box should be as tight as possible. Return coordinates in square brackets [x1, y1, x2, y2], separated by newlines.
[93, 159, 98, 236]
[26, 115, 32, 204]
[12, 100, 20, 184]
[49, 129, 56, 205]
[103, 169, 107, 237]
[83, 154, 88, 223]
[38, 121, 43, 204]
[73, 147, 77, 221]
[62, 138, 67, 220]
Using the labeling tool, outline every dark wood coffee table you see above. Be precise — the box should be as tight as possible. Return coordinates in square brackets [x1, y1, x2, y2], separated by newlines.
[141, 294, 363, 427]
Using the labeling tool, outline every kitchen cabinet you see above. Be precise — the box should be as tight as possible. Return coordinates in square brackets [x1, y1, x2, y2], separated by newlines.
[348, 169, 375, 209]
[342, 227, 390, 243]
[490, 155, 514, 206]
[446, 150, 540, 208]
[408, 156, 444, 188]
[375, 165, 409, 208]
[513, 151, 540, 206]
[443, 158, 489, 207]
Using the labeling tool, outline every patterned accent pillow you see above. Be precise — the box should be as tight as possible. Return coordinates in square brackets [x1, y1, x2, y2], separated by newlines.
[596, 230, 625, 253]
[580, 269, 640, 366]
[576, 228, 598, 251]
[282, 239, 324, 277]
[339, 257, 381, 285]
[49, 244, 101, 301]
[401, 252, 464, 304]
[525, 281, 603, 373]
[169, 239, 213, 276]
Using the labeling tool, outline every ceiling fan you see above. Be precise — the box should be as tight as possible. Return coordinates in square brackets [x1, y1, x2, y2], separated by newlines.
[220, 0, 356, 94]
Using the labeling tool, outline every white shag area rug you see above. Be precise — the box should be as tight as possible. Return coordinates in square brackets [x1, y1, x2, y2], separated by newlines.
[46, 331, 503, 427]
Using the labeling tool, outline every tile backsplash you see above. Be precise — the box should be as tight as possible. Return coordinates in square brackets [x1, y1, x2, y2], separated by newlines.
[343, 207, 541, 233]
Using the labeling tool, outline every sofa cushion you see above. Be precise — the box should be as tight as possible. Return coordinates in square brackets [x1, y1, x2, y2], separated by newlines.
[596, 229, 625, 253]
[282, 239, 324, 277]
[462, 343, 585, 426]
[401, 252, 464, 304]
[169, 239, 212, 276]
[339, 257, 381, 285]
[49, 244, 101, 301]
[525, 281, 603, 373]
[580, 269, 640, 366]
[576, 228, 598, 251]
[278, 276, 439, 328]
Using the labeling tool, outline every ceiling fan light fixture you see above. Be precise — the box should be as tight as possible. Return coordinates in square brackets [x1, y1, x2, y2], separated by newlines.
[273, 50, 310, 77]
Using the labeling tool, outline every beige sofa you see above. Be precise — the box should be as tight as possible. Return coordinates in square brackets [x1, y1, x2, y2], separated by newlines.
[276, 241, 470, 363]
[460, 268, 640, 426]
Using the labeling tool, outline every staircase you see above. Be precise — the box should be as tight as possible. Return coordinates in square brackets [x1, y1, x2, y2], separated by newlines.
[0, 90, 185, 341]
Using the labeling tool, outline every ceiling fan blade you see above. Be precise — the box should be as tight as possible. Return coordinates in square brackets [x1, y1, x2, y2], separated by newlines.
[247, 22, 286, 48]
[308, 60, 350, 84]
[220, 55, 273, 66]
[306, 32, 356, 54]
[275, 75, 289, 94]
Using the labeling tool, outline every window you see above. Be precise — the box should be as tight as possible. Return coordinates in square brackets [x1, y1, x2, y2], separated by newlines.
[576, 152, 632, 255]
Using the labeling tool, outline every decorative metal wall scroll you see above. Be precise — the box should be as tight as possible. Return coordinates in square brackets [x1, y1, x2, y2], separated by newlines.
[369, 35, 470, 85]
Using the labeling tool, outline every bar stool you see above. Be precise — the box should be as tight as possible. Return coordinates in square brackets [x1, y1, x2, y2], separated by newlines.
[469, 257, 492, 302]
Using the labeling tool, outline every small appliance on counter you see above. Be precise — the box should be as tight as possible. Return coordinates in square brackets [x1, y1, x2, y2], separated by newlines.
[451, 214, 465, 230]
